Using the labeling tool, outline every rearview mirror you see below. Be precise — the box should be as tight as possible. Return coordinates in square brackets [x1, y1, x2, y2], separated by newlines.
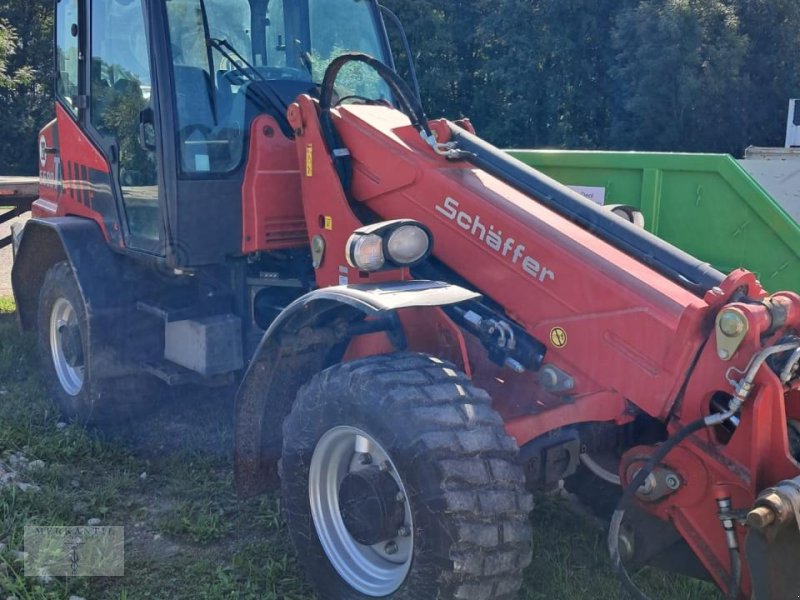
[138, 106, 156, 152]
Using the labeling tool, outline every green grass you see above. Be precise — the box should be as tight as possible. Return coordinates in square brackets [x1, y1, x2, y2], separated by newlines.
[0, 296, 720, 599]
[522, 496, 719, 599]
[0, 297, 15, 314]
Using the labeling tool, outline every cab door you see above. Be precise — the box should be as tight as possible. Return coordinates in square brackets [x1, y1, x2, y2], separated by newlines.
[86, 0, 163, 253]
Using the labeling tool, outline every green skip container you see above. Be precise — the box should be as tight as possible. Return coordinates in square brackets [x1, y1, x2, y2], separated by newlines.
[507, 150, 800, 293]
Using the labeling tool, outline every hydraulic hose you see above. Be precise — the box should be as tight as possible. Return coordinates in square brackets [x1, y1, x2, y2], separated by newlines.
[608, 416, 742, 600]
[580, 453, 621, 486]
[319, 52, 431, 137]
[317, 52, 433, 192]
[378, 5, 423, 106]
[608, 245, 796, 600]
[448, 125, 726, 297]
[727, 542, 742, 600]
[608, 418, 707, 600]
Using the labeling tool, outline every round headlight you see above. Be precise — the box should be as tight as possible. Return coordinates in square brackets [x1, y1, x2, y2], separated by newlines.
[386, 225, 431, 265]
[347, 233, 385, 271]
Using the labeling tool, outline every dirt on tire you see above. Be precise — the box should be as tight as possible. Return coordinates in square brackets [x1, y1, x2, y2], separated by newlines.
[280, 352, 534, 600]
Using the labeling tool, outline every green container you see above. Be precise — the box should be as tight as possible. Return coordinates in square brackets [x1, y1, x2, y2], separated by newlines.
[507, 150, 800, 293]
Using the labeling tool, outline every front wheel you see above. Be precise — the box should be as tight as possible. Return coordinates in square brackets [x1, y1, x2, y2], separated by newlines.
[36, 261, 157, 425]
[281, 352, 533, 600]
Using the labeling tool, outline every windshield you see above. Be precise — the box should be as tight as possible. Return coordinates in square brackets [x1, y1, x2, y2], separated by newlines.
[165, 0, 391, 175]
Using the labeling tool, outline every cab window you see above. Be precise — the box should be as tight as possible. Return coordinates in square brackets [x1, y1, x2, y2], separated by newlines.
[90, 0, 160, 245]
[56, 0, 80, 115]
[165, 0, 391, 177]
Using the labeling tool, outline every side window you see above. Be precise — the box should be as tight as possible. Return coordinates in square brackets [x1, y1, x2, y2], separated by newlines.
[90, 0, 160, 245]
[166, 0, 251, 175]
[56, 0, 80, 115]
[308, 0, 389, 100]
[90, 0, 152, 138]
[266, 0, 287, 68]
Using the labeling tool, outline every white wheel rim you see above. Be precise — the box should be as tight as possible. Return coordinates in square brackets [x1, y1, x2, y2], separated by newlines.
[309, 426, 413, 596]
[49, 297, 85, 396]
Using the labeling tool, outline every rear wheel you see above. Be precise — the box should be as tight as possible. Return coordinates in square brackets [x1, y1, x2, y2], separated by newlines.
[281, 352, 533, 600]
[37, 261, 157, 425]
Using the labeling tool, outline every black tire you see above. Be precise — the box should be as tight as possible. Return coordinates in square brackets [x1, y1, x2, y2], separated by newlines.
[281, 352, 533, 600]
[36, 261, 157, 425]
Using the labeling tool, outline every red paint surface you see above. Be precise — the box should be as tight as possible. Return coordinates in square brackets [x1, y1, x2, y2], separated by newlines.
[241, 116, 307, 253]
[41, 82, 800, 596]
[35, 103, 114, 241]
[285, 97, 800, 598]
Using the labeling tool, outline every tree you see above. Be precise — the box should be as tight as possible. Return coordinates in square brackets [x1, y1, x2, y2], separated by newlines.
[476, 0, 626, 149]
[733, 0, 800, 148]
[468, 0, 548, 147]
[0, 21, 29, 88]
[0, 0, 53, 174]
[609, 0, 749, 155]
[0, 0, 793, 172]
[382, 0, 494, 123]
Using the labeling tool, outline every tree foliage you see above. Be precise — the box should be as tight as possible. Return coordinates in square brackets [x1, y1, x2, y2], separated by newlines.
[0, 21, 31, 89]
[472, 0, 626, 148]
[0, 0, 798, 174]
[0, 0, 52, 174]
[384, 0, 798, 155]
[610, 0, 749, 154]
[733, 0, 800, 147]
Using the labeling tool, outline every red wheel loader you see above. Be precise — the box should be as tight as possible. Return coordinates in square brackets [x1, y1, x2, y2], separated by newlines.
[10, 0, 800, 598]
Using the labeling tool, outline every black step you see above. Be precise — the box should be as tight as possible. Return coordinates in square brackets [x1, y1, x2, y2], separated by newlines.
[143, 360, 235, 387]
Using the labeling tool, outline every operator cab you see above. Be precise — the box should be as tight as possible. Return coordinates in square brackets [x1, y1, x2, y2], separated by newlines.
[166, 0, 393, 175]
[53, 0, 394, 264]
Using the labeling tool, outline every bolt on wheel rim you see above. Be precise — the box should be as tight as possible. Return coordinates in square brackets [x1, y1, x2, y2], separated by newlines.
[309, 426, 413, 597]
[49, 297, 84, 396]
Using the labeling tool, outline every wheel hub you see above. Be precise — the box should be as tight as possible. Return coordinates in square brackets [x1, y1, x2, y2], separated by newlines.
[339, 466, 405, 545]
[49, 297, 85, 397]
[58, 322, 84, 368]
[308, 426, 414, 596]
[49, 298, 85, 396]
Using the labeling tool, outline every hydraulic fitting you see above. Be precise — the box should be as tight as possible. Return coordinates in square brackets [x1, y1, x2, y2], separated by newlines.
[715, 307, 749, 361]
[747, 479, 800, 532]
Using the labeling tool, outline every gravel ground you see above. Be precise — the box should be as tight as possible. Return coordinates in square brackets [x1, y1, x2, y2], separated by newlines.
[0, 208, 30, 297]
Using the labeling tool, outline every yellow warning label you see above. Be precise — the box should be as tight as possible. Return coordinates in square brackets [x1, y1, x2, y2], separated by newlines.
[324, 216, 333, 230]
[549, 327, 568, 349]
[305, 144, 313, 177]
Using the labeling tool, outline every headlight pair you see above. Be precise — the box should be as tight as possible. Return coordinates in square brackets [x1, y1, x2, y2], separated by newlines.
[346, 220, 433, 272]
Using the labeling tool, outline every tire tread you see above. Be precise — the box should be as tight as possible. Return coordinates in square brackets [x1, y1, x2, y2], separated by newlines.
[282, 352, 532, 600]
